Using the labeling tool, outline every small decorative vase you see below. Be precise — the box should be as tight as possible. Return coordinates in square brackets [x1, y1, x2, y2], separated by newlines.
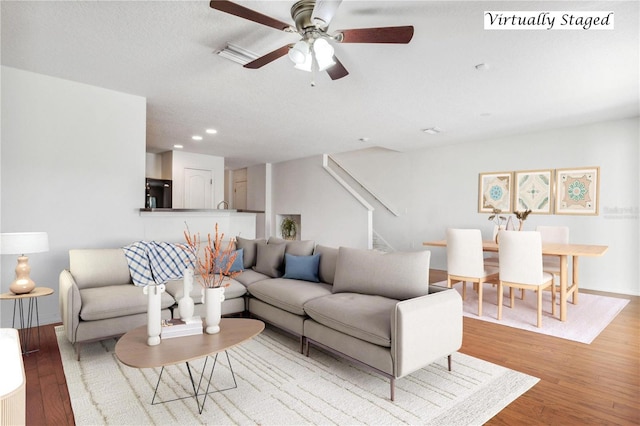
[178, 268, 195, 321]
[494, 226, 505, 244]
[202, 287, 225, 334]
[143, 283, 166, 346]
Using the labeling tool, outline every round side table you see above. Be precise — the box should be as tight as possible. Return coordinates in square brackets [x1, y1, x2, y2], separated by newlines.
[0, 287, 54, 355]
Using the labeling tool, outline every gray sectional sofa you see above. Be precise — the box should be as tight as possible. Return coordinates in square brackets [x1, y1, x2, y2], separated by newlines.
[59, 237, 463, 400]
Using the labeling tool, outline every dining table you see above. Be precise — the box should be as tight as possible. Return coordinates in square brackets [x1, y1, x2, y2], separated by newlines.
[423, 239, 608, 321]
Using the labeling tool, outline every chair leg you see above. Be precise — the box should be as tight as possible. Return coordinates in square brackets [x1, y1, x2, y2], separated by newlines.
[462, 281, 467, 300]
[537, 288, 543, 328]
[448, 354, 452, 371]
[510, 287, 515, 308]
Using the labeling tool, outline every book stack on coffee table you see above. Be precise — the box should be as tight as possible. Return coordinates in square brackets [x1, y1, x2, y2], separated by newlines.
[161, 316, 203, 339]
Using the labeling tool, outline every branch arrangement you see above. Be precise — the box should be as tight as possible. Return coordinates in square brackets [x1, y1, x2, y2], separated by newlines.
[182, 223, 240, 288]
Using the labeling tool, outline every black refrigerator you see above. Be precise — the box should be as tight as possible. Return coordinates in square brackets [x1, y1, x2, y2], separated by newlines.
[145, 178, 172, 208]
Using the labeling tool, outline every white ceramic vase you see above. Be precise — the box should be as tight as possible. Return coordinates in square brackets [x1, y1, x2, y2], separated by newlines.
[178, 267, 195, 321]
[143, 283, 166, 346]
[202, 287, 225, 334]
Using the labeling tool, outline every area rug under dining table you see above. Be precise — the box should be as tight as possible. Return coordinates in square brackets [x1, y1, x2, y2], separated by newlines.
[56, 325, 538, 425]
[435, 282, 629, 344]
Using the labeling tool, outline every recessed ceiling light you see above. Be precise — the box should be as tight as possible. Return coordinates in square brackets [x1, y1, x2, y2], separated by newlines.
[173, 144, 184, 149]
[475, 63, 489, 71]
[359, 137, 370, 142]
[480, 112, 492, 117]
[422, 127, 443, 135]
[206, 129, 218, 134]
[192, 135, 203, 141]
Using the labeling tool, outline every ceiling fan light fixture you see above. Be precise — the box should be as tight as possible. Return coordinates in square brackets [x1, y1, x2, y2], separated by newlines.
[313, 38, 336, 71]
[294, 52, 313, 72]
[289, 40, 310, 64]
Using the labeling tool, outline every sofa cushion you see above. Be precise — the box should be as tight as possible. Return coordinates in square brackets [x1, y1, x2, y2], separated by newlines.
[268, 237, 315, 256]
[236, 237, 265, 269]
[332, 247, 430, 300]
[234, 269, 270, 287]
[283, 253, 320, 282]
[254, 242, 286, 278]
[79, 285, 175, 321]
[248, 278, 332, 316]
[221, 278, 249, 300]
[314, 245, 338, 284]
[214, 248, 244, 274]
[69, 249, 132, 289]
[304, 293, 398, 347]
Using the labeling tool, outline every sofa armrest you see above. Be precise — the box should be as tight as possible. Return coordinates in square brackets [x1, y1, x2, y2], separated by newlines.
[59, 269, 82, 344]
[391, 287, 462, 378]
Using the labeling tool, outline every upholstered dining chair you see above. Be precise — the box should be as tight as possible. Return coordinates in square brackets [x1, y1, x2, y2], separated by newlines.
[536, 225, 570, 277]
[497, 231, 556, 328]
[446, 228, 499, 316]
[483, 225, 502, 268]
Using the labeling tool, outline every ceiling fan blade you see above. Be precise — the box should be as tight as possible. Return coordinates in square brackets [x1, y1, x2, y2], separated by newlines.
[244, 45, 292, 69]
[210, 0, 292, 31]
[311, 0, 343, 28]
[337, 26, 414, 43]
[326, 56, 349, 80]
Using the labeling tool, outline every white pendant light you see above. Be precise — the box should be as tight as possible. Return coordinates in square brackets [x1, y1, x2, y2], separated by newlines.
[294, 52, 313, 72]
[288, 40, 310, 64]
[313, 38, 335, 71]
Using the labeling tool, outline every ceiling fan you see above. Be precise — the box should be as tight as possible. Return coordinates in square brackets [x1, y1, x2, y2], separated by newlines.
[210, 0, 414, 81]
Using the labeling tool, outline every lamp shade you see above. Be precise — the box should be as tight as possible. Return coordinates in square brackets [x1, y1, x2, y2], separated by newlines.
[1, 232, 49, 255]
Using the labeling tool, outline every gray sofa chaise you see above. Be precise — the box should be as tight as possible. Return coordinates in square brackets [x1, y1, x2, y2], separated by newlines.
[59, 237, 463, 400]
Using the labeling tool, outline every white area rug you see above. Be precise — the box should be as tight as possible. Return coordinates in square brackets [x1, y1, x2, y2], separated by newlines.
[57, 326, 538, 425]
[435, 281, 629, 344]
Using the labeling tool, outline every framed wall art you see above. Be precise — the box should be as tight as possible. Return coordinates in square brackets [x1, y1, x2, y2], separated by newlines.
[514, 169, 553, 214]
[478, 171, 512, 213]
[555, 166, 600, 215]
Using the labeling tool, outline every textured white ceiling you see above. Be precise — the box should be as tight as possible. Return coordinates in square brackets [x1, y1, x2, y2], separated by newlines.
[2, 1, 638, 169]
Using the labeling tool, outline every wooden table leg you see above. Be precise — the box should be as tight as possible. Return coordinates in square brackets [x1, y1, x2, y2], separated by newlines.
[560, 255, 568, 321]
[572, 256, 579, 304]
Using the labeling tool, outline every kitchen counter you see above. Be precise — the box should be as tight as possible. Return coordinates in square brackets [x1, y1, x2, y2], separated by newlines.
[138, 209, 258, 241]
[139, 208, 265, 214]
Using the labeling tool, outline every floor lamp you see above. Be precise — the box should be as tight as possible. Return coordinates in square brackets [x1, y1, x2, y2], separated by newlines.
[1, 232, 49, 294]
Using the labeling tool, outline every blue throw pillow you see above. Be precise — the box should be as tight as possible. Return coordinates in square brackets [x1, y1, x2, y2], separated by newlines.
[283, 253, 320, 282]
[214, 248, 244, 274]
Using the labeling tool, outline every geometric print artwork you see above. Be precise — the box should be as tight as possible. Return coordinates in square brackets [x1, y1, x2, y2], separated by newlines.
[555, 167, 600, 215]
[478, 172, 512, 213]
[515, 169, 553, 214]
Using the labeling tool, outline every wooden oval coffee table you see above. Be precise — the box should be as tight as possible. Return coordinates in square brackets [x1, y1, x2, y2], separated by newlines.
[115, 318, 264, 413]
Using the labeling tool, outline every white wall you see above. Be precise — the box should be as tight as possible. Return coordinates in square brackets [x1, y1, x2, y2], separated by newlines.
[170, 150, 224, 209]
[272, 155, 370, 248]
[145, 153, 162, 179]
[0, 68, 256, 327]
[272, 118, 639, 295]
[1, 66, 146, 326]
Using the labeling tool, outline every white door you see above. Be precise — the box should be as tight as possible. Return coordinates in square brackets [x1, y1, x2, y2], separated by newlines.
[233, 181, 247, 210]
[184, 168, 212, 209]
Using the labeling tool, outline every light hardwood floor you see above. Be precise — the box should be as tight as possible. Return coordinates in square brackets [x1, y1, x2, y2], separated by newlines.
[20, 270, 640, 425]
